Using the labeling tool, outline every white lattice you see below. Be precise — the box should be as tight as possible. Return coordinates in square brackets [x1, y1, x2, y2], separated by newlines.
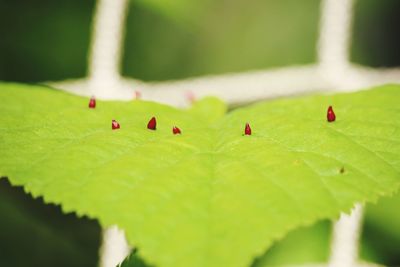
[48, 0, 398, 266]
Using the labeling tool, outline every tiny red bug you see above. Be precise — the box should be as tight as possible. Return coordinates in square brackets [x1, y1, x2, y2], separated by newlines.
[88, 96, 96, 108]
[147, 117, 157, 130]
[172, 126, 181, 135]
[112, 119, 120, 130]
[244, 123, 252, 135]
[327, 106, 336, 122]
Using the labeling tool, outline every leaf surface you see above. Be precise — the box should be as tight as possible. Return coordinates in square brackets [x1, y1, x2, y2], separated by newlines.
[1, 83, 400, 267]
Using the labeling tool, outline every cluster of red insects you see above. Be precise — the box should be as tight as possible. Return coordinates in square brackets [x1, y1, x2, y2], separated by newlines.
[89, 97, 336, 135]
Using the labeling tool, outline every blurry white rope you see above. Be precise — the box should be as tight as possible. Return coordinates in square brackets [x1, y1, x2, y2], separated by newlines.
[318, 0, 353, 72]
[88, 0, 129, 98]
[50, 64, 400, 106]
[99, 226, 131, 267]
[50, 0, 400, 105]
[329, 205, 364, 267]
[318, 0, 365, 266]
[88, 0, 132, 267]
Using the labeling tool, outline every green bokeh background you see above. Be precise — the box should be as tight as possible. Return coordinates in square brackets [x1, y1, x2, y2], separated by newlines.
[1, 0, 399, 266]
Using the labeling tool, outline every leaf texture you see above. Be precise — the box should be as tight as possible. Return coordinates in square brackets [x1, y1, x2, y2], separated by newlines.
[1, 83, 399, 267]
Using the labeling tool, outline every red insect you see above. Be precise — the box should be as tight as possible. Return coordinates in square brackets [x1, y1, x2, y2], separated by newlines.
[327, 106, 336, 122]
[186, 91, 196, 103]
[112, 119, 120, 130]
[134, 91, 141, 99]
[172, 126, 181, 135]
[147, 117, 157, 130]
[88, 96, 96, 108]
[244, 123, 252, 135]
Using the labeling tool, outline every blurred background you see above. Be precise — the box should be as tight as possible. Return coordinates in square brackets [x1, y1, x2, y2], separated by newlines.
[1, 0, 400, 266]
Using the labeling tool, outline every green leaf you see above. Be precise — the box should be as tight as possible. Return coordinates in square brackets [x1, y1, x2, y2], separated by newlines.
[1, 82, 399, 267]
